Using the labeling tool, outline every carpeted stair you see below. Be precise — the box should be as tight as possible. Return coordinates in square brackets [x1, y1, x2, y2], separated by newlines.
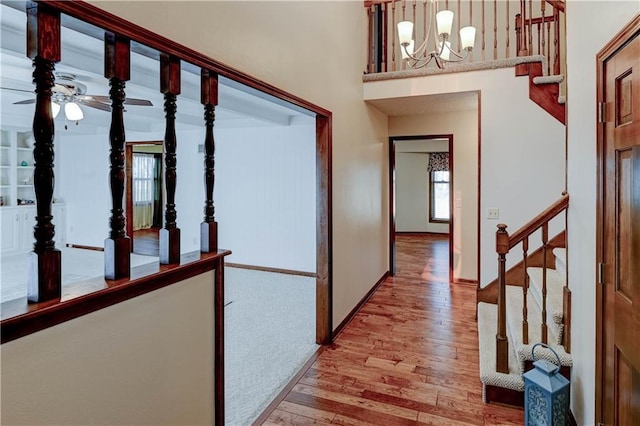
[478, 247, 572, 404]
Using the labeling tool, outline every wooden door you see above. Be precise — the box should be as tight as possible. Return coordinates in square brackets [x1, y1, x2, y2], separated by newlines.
[599, 17, 640, 426]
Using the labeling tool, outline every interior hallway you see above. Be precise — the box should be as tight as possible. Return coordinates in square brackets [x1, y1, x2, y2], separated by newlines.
[260, 233, 524, 425]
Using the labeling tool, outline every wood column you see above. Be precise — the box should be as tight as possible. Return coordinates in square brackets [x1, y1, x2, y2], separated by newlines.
[495, 223, 509, 373]
[26, 2, 61, 303]
[104, 33, 131, 279]
[200, 69, 218, 253]
[159, 54, 181, 265]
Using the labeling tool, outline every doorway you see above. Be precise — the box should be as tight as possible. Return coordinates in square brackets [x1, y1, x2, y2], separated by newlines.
[125, 141, 163, 257]
[596, 15, 640, 425]
[389, 135, 454, 282]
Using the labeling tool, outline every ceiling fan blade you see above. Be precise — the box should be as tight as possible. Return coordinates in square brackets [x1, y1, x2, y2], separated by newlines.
[13, 99, 36, 105]
[78, 99, 112, 112]
[88, 95, 153, 106]
[124, 98, 153, 106]
[1, 87, 34, 94]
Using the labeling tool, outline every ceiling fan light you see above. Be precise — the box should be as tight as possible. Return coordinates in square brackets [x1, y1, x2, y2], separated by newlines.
[65, 102, 83, 121]
[51, 101, 60, 118]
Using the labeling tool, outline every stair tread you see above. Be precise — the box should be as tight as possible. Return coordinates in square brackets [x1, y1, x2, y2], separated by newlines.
[533, 74, 565, 85]
[477, 302, 524, 394]
[553, 248, 566, 265]
[505, 286, 572, 368]
[553, 247, 567, 279]
[527, 267, 565, 325]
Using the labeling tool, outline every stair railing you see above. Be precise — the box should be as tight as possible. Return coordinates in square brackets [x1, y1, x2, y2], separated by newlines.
[365, 0, 565, 75]
[494, 192, 568, 373]
[515, 0, 565, 76]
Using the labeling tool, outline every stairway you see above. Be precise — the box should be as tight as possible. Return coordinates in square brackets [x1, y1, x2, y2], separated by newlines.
[516, 60, 566, 124]
[477, 247, 572, 405]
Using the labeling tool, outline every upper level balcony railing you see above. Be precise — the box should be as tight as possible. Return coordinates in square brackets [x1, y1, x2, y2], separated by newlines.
[365, 0, 565, 77]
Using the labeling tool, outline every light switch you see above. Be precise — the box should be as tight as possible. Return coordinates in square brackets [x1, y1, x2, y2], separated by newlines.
[487, 208, 500, 219]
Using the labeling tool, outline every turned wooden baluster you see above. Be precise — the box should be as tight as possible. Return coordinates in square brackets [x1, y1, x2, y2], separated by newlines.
[482, 0, 486, 61]
[391, 1, 396, 71]
[159, 54, 181, 264]
[515, 14, 522, 55]
[382, 3, 388, 72]
[546, 19, 551, 75]
[104, 33, 131, 280]
[496, 224, 509, 374]
[528, 0, 533, 55]
[493, 0, 497, 60]
[505, 2, 511, 58]
[541, 222, 549, 344]
[553, 7, 560, 75]
[522, 236, 529, 344]
[26, 3, 61, 303]
[541, 1, 547, 72]
[457, 0, 461, 52]
[367, 6, 373, 73]
[200, 69, 218, 253]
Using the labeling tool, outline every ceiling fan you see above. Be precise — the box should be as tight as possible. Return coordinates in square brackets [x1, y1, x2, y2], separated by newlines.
[2, 72, 153, 123]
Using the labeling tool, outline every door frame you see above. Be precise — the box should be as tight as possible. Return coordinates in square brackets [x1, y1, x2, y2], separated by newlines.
[125, 140, 163, 252]
[595, 13, 640, 423]
[389, 134, 454, 282]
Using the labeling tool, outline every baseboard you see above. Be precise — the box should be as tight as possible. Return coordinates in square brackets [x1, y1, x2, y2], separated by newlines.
[485, 385, 524, 407]
[251, 346, 324, 426]
[332, 271, 389, 339]
[452, 278, 478, 286]
[66, 243, 104, 252]
[226, 263, 316, 278]
[395, 231, 449, 236]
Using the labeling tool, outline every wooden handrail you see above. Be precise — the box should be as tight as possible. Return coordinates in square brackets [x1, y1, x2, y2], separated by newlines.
[507, 192, 568, 249]
[494, 192, 569, 374]
[544, 0, 564, 13]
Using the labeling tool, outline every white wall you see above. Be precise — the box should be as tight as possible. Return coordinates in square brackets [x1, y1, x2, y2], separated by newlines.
[369, 68, 565, 286]
[395, 138, 450, 234]
[565, 2, 640, 424]
[87, 0, 389, 337]
[389, 110, 478, 281]
[215, 123, 316, 273]
[1, 272, 215, 425]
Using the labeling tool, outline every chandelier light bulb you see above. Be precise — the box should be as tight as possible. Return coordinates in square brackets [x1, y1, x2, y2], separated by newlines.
[436, 10, 454, 37]
[401, 40, 415, 59]
[397, 21, 414, 45]
[460, 26, 477, 50]
[438, 41, 452, 61]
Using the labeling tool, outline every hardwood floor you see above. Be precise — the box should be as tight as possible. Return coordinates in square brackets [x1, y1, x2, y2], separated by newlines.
[133, 227, 160, 257]
[261, 234, 524, 425]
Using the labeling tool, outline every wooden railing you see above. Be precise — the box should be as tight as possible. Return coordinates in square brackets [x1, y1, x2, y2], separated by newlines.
[365, 0, 565, 75]
[515, 0, 565, 76]
[494, 192, 568, 373]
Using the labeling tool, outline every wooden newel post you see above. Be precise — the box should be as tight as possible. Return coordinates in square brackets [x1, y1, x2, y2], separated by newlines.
[26, 2, 62, 303]
[200, 69, 218, 253]
[104, 33, 131, 279]
[496, 223, 510, 374]
[159, 54, 181, 265]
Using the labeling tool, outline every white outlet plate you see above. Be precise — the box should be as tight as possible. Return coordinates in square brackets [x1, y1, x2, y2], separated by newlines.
[487, 208, 500, 219]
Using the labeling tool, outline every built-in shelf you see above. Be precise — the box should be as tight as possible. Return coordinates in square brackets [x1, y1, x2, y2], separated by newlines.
[0, 128, 35, 207]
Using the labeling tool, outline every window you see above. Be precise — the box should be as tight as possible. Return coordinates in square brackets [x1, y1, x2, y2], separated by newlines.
[430, 170, 450, 222]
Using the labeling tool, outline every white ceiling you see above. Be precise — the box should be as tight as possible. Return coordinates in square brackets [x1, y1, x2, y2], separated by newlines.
[0, 3, 315, 135]
[366, 91, 479, 116]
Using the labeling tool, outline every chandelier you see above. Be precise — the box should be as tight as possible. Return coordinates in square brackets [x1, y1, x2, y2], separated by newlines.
[397, 1, 476, 69]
